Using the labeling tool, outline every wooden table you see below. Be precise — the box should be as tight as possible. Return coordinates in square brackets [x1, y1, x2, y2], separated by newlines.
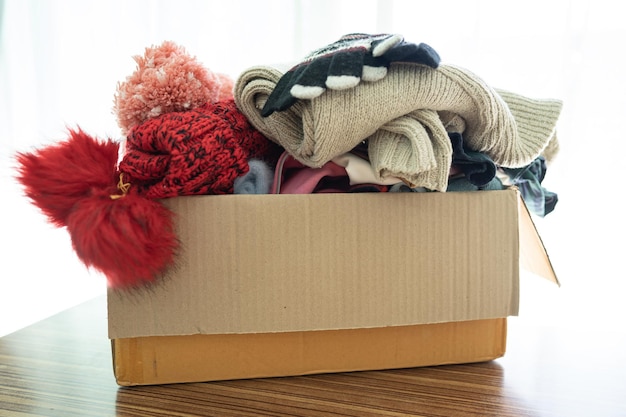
[1, 296, 625, 416]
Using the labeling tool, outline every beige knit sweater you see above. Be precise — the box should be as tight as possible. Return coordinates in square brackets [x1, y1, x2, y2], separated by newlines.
[234, 63, 562, 191]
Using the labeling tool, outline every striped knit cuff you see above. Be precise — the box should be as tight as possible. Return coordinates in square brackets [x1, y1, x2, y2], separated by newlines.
[495, 89, 563, 168]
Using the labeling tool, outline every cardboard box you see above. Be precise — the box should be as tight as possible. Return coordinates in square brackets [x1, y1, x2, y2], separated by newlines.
[108, 188, 557, 386]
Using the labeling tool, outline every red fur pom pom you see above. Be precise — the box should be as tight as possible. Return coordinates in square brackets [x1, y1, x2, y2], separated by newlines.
[15, 129, 120, 227]
[15, 129, 179, 288]
[66, 191, 178, 288]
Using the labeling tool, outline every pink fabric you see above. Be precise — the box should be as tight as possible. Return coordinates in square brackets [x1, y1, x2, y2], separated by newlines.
[271, 152, 388, 194]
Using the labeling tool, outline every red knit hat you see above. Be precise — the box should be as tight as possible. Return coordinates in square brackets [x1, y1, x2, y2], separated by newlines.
[14, 101, 282, 289]
[120, 98, 281, 198]
[14, 39, 283, 290]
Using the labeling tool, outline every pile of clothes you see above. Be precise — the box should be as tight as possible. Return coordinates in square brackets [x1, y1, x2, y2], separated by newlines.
[15, 34, 562, 288]
[233, 33, 561, 218]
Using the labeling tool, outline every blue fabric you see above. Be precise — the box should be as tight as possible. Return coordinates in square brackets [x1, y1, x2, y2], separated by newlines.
[501, 156, 558, 217]
[446, 176, 504, 192]
[449, 132, 497, 187]
[233, 159, 274, 194]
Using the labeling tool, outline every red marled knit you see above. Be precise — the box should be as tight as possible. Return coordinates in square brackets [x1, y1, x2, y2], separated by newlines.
[119, 98, 281, 198]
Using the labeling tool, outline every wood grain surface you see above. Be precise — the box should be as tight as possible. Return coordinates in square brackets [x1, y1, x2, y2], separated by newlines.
[1, 296, 625, 417]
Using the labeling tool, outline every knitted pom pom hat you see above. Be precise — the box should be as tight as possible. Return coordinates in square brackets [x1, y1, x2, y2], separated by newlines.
[14, 40, 281, 290]
[14, 100, 282, 289]
[119, 98, 282, 198]
[114, 41, 235, 134]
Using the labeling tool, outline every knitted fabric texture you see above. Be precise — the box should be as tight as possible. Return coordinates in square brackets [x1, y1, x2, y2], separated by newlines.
[233, 159, 274, 194]
[119, 98, 281, 198]
[495, 88, 562, 164]
[234, 63, 563, 188]
[367, 108, 452, 191]
[261, 33, 440, 116]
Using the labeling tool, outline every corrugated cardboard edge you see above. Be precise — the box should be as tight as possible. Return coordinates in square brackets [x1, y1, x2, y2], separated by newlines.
[517, 192, 560, 286]
[112, 318, 507, 386]
[108, 190, 521, 339]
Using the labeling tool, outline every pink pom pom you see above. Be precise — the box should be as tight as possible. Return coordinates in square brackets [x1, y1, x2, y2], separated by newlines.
[114, 41, 234, 134]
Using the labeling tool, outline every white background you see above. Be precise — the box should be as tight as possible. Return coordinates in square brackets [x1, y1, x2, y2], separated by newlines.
[1, 0, 624, 335]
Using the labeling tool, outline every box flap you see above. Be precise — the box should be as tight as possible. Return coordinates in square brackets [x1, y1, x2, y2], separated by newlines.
[112, 319, 506, 386]
[108, 190, 521, 339]
[517, 193, 560, 286]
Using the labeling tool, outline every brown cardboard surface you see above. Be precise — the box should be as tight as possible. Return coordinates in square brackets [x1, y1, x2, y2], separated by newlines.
[518, 195, 560, 285]
[108, 190, 522, 339]
[112, 318, 507, 386]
